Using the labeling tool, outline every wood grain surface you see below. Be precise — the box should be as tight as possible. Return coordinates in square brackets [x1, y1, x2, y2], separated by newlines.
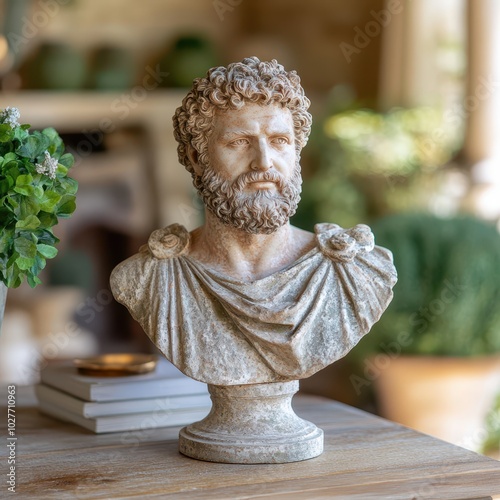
[1, 388, 500, 499]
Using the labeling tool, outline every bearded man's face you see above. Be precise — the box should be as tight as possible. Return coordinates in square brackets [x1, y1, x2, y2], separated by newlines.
[196, 164, 302, 234]
[192, 103, 302, 234]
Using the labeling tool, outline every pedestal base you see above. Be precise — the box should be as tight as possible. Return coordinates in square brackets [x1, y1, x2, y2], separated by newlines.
[179, 381, 324, 464]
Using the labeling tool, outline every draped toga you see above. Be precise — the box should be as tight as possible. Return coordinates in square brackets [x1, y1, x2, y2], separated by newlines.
[110, 222, 397, 385]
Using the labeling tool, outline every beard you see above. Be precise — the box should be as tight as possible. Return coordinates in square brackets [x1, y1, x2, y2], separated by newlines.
[194, 163, 302, 234]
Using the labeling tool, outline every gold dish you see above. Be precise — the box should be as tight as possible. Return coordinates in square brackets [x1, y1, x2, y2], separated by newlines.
[73, 354, 158, 377]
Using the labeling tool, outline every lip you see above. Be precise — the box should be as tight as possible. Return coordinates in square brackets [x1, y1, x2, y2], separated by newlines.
[248, 181, 276, 189]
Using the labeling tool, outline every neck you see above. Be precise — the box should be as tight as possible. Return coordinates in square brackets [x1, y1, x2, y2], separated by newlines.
[189, 209, 305, 281]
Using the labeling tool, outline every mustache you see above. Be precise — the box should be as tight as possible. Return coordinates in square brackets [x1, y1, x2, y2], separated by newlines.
[232, 170, 286, 192]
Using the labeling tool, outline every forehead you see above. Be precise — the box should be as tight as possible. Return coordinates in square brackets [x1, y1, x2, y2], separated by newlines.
[210, 103, 294, 137]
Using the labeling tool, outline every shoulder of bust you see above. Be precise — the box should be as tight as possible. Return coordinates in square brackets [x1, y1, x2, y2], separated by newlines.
[140, 223, 190, 259]
[314, 222, 375, 263]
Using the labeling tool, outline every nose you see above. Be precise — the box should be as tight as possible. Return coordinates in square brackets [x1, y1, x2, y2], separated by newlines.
[251, 139, 272, 171]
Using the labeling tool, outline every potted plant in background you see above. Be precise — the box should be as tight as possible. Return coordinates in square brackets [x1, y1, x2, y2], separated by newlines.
[357, 213, 500, 453]
[292, 102, 500, 454]
[0, 107, 77, 330]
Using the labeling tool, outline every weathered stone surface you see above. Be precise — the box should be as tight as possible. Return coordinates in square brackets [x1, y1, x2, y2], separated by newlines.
[179, 382, 323, 463]
[110, 57, 397, 463]
[111, 223, 396, 386]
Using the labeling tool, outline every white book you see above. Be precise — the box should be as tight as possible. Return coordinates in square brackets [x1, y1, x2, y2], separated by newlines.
[35, 384, 212, 418]
[38, 400, 211, 434]
[40, 358, 207, 402]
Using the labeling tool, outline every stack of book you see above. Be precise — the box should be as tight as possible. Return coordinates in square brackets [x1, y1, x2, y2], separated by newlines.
[36, 358, 211, 433]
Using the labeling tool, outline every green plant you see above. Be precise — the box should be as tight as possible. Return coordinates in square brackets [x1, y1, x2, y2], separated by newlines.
[0, 107, 77, 288]
[294, 107, 462, 229]
[363, 213, 500, 356]
[482, 392, 500, 455]
[323, 107, 458, 177]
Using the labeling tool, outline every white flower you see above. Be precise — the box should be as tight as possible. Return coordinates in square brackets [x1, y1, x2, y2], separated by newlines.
[0, 107, 21, 127]
[35, 151, 58, 179]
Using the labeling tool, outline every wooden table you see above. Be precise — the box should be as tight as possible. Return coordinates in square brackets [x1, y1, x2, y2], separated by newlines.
[2, 387, 500, 499]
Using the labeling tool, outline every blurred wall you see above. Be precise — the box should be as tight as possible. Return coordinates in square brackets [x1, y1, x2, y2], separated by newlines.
[4, 0, 384, 105]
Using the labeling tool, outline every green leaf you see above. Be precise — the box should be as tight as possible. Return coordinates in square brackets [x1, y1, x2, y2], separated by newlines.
[58, 153, 75, 169]
[0, 227, 14, 252]
[4, 152, 17, 162]
[33, 132, 50, 156]
[0, 141, 13, 156]
[59, 177, 78, 194]
[42, 128, 63, 156]
[36, 229, 58, 246]
[6, 252, 18, 268]
[56, 164, 68, 176]
[37, 243, 57, 259]
[13, 126, 29, 143]
[16, 136, 41, 159]
[19, 196, 40, 219]
[56, 195, 76, 218]
[33, 185, 44, 198]
[41, 127, 60, 143]
[0, 210, 13, 230]
[14, 236, 36, 258]
[37, 211, 58, 229]
[5, 264, 22, 288]
[27, 275, 42, 288]
[6, 196, 19, 211]
[15, 255, 35, 270]
[3, 159, 19, 170]
[4, 161, 20, 180]
[0, 178, 10, 196]
[13, 172, 34, 196]
[13, 184, 34, 196]
[0, 124, 12, 143]
[39, 190, 62, 212]
[15, 133, 50, 160]
[34, 254, 47, 272]
[15, 173, 33, 187]
[15, 215, 40, 231]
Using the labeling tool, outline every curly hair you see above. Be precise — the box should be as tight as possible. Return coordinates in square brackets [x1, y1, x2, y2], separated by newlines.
[172, 57, 312, 178]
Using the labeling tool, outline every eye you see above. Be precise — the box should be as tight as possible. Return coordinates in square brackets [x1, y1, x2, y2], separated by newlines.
[229, 138, 249, 147]
[272, 137, 289, 145]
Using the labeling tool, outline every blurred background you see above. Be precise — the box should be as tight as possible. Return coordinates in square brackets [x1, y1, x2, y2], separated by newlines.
[1, 0, 500, 457]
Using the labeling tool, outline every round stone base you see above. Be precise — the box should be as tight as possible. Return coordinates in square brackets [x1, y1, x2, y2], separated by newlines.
[179, 381, 324, 464]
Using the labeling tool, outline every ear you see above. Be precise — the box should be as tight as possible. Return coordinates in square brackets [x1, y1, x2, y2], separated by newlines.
[187, 146, 203, 177]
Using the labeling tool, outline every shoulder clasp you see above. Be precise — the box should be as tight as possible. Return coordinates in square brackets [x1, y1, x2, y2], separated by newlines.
[314, 223, 374, 263]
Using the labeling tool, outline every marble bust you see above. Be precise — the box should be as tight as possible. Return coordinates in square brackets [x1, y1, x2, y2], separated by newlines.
[110, 57, 396, 463]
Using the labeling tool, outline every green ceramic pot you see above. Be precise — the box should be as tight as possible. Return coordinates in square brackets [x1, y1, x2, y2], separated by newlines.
[88, 46, 136, 91]
[27, 42, 87, 90]
[159, 36, 218, 88]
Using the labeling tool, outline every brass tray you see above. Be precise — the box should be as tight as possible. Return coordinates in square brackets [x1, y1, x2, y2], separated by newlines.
[73, 354, 158, 377]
